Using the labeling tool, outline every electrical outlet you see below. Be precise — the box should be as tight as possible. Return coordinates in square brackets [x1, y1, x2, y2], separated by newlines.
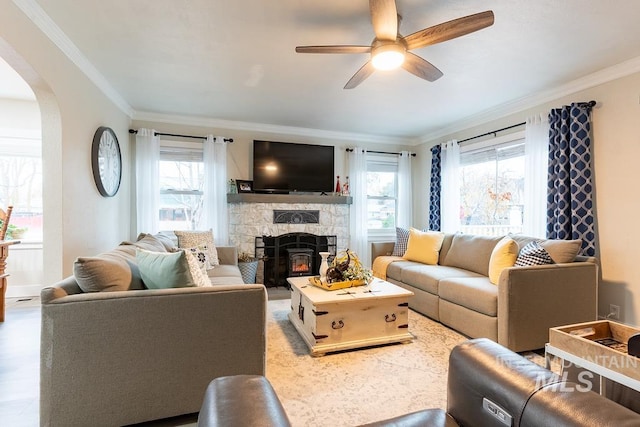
[609, 304, 620, 320]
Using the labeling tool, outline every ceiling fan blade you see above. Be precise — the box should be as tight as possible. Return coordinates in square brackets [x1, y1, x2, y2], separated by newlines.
[402, 52, 443, 82]
[296, 45, 371, 54]
[344, 61, 376, 89]
[369, 0, 398, 41]
[403, 10, 494, 51]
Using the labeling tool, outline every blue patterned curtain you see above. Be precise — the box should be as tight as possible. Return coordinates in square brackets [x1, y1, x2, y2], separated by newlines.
[547, 103, 595, 256]
[429, 145, 442, 231]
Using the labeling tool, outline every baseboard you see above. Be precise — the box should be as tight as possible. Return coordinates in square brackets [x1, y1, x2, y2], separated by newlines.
[6, 284, 43, 298]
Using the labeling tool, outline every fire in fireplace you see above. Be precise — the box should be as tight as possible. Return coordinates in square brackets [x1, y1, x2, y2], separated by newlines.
[286, 248, 314, 276]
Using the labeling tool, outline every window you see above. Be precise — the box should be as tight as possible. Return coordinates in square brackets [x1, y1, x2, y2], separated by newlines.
[459, 134, 525, 236]
[367, 154, 398, 234]
[159, 140, 204, 231]
[0, 129, 43, 241]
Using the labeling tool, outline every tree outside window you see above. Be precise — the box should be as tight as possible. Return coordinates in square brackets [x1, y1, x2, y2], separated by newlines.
[367, 155, 398, 234]
[0, 132, 43, 241]
[459, 140, 524, 236]
[159, 141, 204, 231]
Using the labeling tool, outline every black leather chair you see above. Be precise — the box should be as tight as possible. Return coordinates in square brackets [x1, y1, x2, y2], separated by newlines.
[198, 338, 640, 427]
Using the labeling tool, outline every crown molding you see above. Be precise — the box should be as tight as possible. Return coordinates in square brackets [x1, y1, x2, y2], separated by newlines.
[132, 110, 414, 145]
[12, 0, 134, 117]
[417, 55, 640, 144]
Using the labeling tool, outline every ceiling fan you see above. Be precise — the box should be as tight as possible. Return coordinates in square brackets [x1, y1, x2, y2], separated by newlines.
[295, 0, 494, 89]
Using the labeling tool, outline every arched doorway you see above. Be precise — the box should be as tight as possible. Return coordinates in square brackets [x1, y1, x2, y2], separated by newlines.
[0, 39, 63, 294]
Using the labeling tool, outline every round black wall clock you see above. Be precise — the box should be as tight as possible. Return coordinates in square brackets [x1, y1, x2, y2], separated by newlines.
[91, 126, 122, 197]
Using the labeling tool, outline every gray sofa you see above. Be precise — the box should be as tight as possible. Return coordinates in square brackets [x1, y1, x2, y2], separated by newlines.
[40, 233, 266, 427]
[197, 338, 640, 427]
[372, 233, 598, 352]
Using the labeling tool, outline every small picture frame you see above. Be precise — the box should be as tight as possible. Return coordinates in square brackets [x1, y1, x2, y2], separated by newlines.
[236, 180, 253, 193]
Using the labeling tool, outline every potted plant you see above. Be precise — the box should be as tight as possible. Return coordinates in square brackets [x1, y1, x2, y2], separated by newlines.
[237, 251, 259, 284]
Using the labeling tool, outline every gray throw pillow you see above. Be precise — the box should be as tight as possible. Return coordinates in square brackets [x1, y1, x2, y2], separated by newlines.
[74, 245, 145, 292]
[539, 239, 582, 263]
[442, 234, 503, 276]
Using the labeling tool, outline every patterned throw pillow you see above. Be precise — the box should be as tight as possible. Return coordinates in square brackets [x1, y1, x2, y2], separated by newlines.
[174, 229, 220, 267]
[392, 227, 411, 256]
[515, 241, 555, 267]
[183, 250, 212, 287]
[185, 245, 211, 273]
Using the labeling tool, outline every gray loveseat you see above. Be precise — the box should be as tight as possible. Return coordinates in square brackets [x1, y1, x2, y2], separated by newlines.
[40, 233, 266, 426]
[372, 233, 598, 352]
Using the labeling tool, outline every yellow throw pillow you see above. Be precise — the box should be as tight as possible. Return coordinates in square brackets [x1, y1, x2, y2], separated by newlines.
[488, 237, 519, 285]
[402, 228, 445, 265]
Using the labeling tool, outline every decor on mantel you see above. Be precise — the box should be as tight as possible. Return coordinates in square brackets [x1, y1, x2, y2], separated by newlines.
[236, 180, 253, 193]
[227, 193, 352, 204]
[228, 179, 237, 194]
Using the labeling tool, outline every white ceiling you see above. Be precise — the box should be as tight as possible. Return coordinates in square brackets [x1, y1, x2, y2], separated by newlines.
[6, 0, 640, 141]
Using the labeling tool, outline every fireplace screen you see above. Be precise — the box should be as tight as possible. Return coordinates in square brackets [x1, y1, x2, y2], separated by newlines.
[255, 233, 337, 287]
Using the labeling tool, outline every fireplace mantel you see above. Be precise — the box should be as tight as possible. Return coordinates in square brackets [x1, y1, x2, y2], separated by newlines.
[227, 193, 352, 204]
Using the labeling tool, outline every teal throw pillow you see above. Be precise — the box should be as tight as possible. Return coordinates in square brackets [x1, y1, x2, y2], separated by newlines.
[136, 248, 198, 289]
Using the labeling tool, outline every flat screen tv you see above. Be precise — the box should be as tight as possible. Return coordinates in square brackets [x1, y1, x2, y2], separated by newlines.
[253, 140, 334, 193]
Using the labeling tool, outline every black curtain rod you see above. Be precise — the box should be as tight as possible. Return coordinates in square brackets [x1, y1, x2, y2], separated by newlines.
[457, 122, 525, 144]
[346, 148, 416, 157]
[128, 129, 233, 143]
[457, 100, 596, 145]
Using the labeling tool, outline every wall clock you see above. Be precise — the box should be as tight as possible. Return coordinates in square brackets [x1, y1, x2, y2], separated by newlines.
[91, 126, 122, 197]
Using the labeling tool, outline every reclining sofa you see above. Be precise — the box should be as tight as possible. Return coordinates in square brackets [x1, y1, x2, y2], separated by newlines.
[197, 338, 640, 427]
[371, 233, 598, 352]
[40, 233, 266, 426]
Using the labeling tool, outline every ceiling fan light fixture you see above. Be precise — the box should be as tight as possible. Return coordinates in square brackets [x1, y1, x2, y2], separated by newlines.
[371, 44, 405, 70]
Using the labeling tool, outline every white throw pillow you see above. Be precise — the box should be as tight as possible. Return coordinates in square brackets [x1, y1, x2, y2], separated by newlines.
[174, 229, 220, 267]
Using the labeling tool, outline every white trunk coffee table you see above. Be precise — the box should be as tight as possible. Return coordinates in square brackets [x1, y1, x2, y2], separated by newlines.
[287, 276, 414, 356]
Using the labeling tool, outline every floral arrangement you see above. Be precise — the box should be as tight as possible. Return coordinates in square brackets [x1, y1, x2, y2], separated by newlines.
[325, 249, 372, 284]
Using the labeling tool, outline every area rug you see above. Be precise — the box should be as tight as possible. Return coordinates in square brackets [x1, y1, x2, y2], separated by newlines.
[264, 299, 468, 426]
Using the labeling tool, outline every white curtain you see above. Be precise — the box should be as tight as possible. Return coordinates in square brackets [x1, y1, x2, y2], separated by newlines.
[523, 114, 550, 238]
[441, 140, 461, 233]
[397, 151, 412, 229]
[135, 129, 160, 234]
[348, 147, 369, 265]
[202, 135, 229, 245]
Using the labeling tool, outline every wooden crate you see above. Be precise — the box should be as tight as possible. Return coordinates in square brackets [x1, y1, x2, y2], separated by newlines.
[549, 320, 640, 382]
[288, 276, 413, 356]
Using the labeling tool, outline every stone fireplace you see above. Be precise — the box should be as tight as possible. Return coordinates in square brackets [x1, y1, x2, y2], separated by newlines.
[227, 194, 351, 286]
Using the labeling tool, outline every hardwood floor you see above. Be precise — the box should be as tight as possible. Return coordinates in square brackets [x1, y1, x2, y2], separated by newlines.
[1, 297, 40, 427]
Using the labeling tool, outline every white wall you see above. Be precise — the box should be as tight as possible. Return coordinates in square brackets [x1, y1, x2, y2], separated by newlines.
[0, 1, 132, 283]
[416, 71, 640, 326]
[131, 120, 415, 182]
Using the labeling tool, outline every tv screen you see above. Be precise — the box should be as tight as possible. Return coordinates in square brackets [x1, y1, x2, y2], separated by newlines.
[253, 140, 334, 193]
